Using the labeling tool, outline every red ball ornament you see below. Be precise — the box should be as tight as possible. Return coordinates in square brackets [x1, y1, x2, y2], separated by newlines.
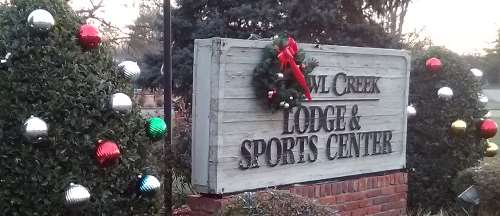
[78, 24, 101, 49]
[425, 57, 442, 73]
[480, 119, 498, 139]
[95, 140, 121, 167]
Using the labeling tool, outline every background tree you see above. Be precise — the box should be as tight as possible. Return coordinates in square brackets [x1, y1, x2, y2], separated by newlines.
[0, 0, 162, 214]
[127, 0, 410, 97]
[481, 30, 500, 85]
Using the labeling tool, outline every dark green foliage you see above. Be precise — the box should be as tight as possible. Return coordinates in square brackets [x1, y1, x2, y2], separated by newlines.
[0, 0, 160, 215]
[407, 47, 486, 210]
[454, 157, 500, 215]
[137, 52, 163, 90]
[253, 35, 318, 110]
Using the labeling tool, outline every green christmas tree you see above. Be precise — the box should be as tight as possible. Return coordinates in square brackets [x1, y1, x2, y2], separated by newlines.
[407, 47, 487, 210]
[0, 0, 162, 215]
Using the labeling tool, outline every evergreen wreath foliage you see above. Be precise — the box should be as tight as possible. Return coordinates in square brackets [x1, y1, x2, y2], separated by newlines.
[253, 34, 318, 110]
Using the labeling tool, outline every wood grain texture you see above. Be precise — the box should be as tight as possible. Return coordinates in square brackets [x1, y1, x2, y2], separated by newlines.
[192, 38, 411, 194]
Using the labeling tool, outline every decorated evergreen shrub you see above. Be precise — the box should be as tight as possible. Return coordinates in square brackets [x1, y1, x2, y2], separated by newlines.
[407, 46, 487, 210]
[0, 0, 162, 214]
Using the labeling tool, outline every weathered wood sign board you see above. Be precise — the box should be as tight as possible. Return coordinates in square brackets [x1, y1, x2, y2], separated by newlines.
[192, 38, 410, 194]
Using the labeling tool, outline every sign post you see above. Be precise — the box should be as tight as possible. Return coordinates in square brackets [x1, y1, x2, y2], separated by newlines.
[163, 0, 173, 215]
[192, 38, 410, 194]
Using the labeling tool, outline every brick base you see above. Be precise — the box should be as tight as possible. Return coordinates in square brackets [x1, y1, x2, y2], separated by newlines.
[186, 171, 407, 216]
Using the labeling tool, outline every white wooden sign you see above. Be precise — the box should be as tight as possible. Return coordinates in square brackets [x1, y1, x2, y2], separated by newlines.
[192, 38, 410, 194]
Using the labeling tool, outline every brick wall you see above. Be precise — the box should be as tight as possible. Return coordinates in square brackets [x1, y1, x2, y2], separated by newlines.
[287, 171, 407, 216]
[185, 171, 407, 216]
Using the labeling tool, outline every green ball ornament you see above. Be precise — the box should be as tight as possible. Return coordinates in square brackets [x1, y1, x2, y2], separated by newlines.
[146, 117, 167, 140]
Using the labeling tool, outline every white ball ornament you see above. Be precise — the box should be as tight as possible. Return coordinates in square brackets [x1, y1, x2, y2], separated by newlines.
[277, 73, 284, 79]
[478, 93, 489, 106]
[27, 9, 55, 30]
[437, 87, 453, 101]
[283, 103, 290, 109]
[110, 93, 133, 113]
[1, 52, 12, 64]
[64, 183, 91, 206]
[267, 90, 276, 99]
[470, 68, 483, 79]
[23, 116, 48, 142]
[407, 105, 417, 118]
[484, 111, 492, 118]
[118, 61, 141, 80]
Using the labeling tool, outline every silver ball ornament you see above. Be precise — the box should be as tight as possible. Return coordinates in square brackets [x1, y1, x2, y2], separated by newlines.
[27, 9, 55, 30]
[289, 96, 294, 100]
[283, 103, 290, 109]
[137, 175, 161, 194]
[478, 93, 489, 106]
[279, 101, 286, 107]
[23, 116, 48, 142]
[470, 68, 483, 79]
[407, 105, 417, 118]
[118, 61, 141, 80]
[110, 93, 133, 113]
[437, 87, 453, 101]
[277, 73, 284, 79]
[64, 183, 91, 206]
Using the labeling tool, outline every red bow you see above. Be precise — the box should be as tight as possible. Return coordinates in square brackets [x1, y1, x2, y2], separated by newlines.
[277, 37, 312, 101]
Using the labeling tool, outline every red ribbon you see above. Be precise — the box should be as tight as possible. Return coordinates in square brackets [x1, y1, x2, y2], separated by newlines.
[277, 37, 312, 101]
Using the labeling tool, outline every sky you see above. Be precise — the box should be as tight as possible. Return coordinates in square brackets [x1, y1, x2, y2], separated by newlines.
[70, 0, 500, 55]
[68, 0, 141, 31]
[404, 0, 500, 54]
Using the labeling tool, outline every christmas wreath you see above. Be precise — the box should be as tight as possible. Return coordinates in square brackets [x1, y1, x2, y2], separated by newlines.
[253, 35, 318, 110]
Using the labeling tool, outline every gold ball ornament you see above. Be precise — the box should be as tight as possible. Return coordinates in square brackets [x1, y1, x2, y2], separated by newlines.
[450, 120, 467, 135]
[485, 141, 498, 157]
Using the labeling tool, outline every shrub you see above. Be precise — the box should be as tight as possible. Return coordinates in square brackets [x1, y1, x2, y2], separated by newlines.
[221, 190, 336, 216]
[407, 47, 486, 210]
[454, 157, 500, 215]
